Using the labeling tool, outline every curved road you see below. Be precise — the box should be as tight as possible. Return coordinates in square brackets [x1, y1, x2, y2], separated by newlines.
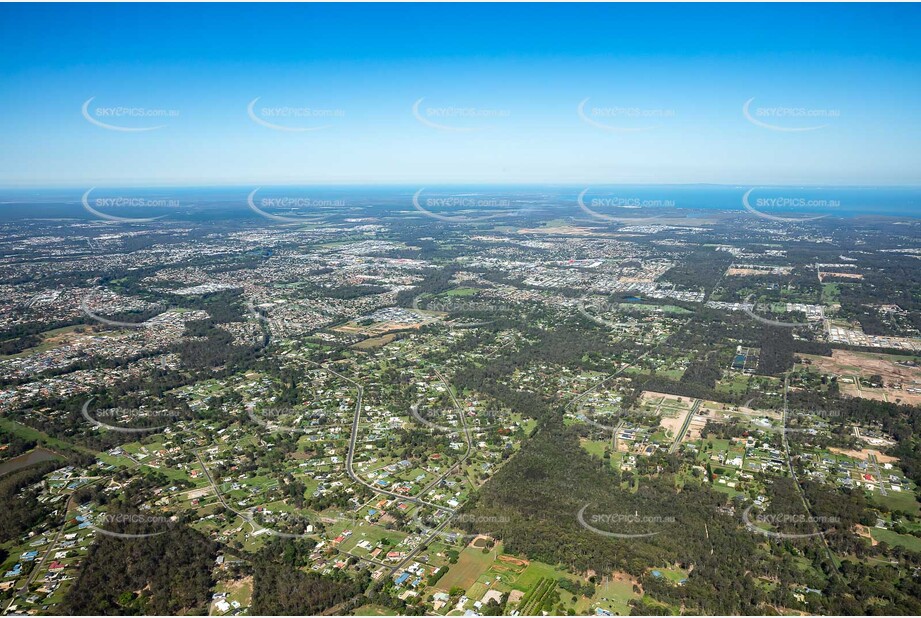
[311, 359, 456, 514]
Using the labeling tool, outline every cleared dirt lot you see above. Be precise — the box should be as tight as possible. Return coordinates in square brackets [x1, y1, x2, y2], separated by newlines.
[726, 267, 792, 276]
[639, 392, 692, 437]
[800, 350, 921, 405]
[829, 447, 899, 464]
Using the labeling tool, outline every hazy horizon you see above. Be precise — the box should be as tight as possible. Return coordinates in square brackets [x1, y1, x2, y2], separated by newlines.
[2, 3, 920, 188]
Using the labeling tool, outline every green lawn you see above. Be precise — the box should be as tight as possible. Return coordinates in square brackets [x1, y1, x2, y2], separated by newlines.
[513, 560, 571, 591]
[579, 438, 609, 459]
[617, 303, 693, 315]
[821, 283, 841, 304]
[869, 489, 921, 516]
[0, 417, 96, 456]
[653, 567, 688, 583]
[580, 576, 640, 616]
[715, 374, 750, 396]
[337, 523, 407, 553]
[435, 544, 498, 592]
[871, 527, 921, 552]
[352, 605, 398, 616]
[443, 287, 478, 297]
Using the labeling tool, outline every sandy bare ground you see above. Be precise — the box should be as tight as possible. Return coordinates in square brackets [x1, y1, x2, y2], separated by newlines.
[335, 320, 428, 337]
[642, 391, 693, 405]
[517, 225, 600, 235]
[226, 575, 253, 596]
[186, 487, 212, 500]
[659, 408, 690, 439]
[609, 571, 643, 594]
[840, 384, 921, 405]
[802, 350, 921, 405]
[855, 525, 877, 546]
[804, 350, 920, 380]
[830, 447, 899, 464]
[819, 272, 863, 281]
[726, 267, 792, 276]
[733, 405, 783, 420]
[686, 416, 709, 441]
[497, 554, 528, 567]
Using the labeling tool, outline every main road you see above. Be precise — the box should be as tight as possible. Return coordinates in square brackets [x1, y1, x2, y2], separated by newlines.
[781, 376, 841, 579]
[669, 400, 700, 454]
[385, 366, 477, 576]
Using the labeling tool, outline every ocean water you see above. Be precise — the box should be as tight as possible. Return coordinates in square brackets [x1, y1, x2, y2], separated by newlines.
[0, 185, 919, 220]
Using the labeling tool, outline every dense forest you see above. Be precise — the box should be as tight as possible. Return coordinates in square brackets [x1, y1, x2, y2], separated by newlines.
[250, 539, 369, 615]
[659, 249, 732, 293]
[64, 515, 218, 615]
[0, 459, 65, 544]
[461, 417, 921, 614]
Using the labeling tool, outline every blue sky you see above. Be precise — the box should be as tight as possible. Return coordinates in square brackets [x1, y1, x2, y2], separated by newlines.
[1, 2, 919, 187]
